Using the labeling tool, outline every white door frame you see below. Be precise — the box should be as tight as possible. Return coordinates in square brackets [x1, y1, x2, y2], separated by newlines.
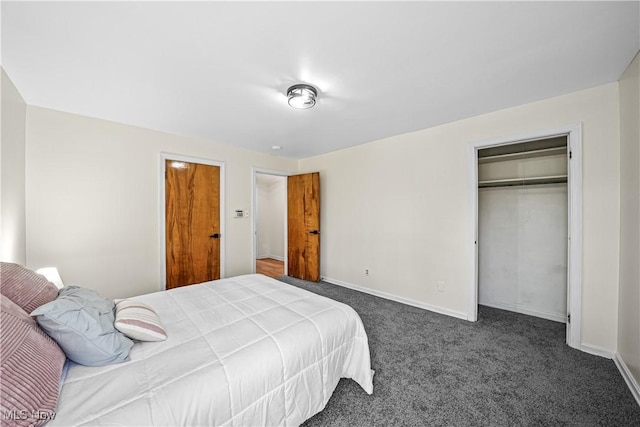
[159, 153, 226, 289]
[251, 167, 291, 275]
[468, 124, 582, 349]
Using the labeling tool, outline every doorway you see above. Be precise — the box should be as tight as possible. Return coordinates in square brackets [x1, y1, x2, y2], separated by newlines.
[252, 168, 290, 277]
[160, 153, 226, 289]
[252, 169, 321, 282]
[478, 137, 568, 322]
[255, 173, 287, 278]
[470, 125, 582, 349]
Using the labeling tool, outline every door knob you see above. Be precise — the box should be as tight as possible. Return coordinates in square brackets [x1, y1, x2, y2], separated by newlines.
[309, 230, 320, 235]
[209, 233, 221, 239]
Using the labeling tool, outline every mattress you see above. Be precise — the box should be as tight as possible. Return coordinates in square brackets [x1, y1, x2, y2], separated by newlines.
[50, 274, 374, 426]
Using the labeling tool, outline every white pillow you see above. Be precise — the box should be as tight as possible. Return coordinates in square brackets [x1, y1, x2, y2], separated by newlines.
[114, 299, 167, 342]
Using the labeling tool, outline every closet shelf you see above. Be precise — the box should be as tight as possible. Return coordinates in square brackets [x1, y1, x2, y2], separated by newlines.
[478, 175, 568, 188]
[478, 147, 567, 164]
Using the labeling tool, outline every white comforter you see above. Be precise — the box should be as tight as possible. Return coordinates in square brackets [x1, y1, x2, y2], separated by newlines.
[50, 274, 374, 426]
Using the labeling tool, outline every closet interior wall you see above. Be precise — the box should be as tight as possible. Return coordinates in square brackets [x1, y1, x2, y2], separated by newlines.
[478, 137, 569, 323]
[256, 175, 286, 262]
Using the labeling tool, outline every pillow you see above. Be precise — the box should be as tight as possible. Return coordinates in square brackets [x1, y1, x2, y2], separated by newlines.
[1, 295, 66, 427]
[0, 262, 59, 313]
[31, 286, 133, 367]
[114, 299, 168, 342]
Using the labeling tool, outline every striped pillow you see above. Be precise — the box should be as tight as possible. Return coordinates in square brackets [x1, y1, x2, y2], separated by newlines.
[0, 262, 59, 313]
[1, 295, 66, 427]
[114, 300, 167, 342]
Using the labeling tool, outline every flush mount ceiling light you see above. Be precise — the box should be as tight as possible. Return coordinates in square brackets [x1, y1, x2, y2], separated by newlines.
[287, 84, 317, 109]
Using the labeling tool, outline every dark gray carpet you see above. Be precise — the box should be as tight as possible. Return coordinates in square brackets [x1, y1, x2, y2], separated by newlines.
[277, 276, 640, 426]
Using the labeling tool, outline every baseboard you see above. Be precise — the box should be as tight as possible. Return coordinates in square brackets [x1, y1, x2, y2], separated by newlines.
[321, 276, 468, 321]
[614, 353, 640, 406]
[479, 300, 566, 323]
[257, 255, 285, 262]
[579, 343, 615, 359]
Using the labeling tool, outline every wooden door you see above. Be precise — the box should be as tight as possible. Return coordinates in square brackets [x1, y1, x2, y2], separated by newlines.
[287, 172, 320, 282]
[165, 160, 220, 289]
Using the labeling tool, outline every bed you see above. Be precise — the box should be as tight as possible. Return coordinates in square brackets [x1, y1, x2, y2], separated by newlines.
[37, 273, 374, 426]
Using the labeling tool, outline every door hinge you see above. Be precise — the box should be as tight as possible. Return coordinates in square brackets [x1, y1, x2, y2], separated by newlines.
[569, 151, 572, 159]
[567, 313, 571, 323]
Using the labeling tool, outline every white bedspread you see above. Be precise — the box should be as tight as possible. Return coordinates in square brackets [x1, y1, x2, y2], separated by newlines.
[50, 274, 374, 426]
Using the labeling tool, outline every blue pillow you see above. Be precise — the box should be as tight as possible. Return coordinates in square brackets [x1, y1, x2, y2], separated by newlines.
[31, 286, 133, 366]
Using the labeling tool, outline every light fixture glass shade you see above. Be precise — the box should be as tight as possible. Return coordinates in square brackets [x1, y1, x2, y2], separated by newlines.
[287, 84, 317, 109]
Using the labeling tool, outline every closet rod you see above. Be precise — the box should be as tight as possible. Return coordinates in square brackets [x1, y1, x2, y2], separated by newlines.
[477, 146, 567, 164]
[478, 175, 567, 189]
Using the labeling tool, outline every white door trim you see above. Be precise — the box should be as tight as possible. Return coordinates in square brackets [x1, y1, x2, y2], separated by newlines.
[468, 123, 582, 350]
[159, 153, 226, 289]
[251, 167, 291, 275]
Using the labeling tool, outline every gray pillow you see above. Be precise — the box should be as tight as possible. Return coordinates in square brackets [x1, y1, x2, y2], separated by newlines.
[31, 286, 133, 366]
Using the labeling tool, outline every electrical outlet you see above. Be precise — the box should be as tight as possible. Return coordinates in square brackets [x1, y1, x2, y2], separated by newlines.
[365, 268, 369, 276]
[437, 281, 445, 292]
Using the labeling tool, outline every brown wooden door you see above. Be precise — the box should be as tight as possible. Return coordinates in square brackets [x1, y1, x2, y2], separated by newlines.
[165, 160, 220, 289]
[287, 172, 320, 282]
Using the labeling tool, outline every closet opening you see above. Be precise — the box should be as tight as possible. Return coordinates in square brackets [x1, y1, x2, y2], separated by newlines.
[478, 136, 568, 322]
[470, 125, 582, 350]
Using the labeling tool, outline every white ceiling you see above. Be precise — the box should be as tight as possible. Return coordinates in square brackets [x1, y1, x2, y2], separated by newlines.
[2, 1, 639, 159]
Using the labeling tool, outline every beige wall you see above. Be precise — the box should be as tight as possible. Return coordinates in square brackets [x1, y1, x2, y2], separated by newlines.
[1, 69, 27, 264]
[15, 74, 628, 355]
[617, 52, 640, 383]
[299, 83, 621, 352]
[25, 106, 297, 298]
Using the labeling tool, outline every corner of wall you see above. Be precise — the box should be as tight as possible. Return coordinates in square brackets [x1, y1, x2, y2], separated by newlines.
[616, 50, 640, 392]
[0, 68, 28, 264]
